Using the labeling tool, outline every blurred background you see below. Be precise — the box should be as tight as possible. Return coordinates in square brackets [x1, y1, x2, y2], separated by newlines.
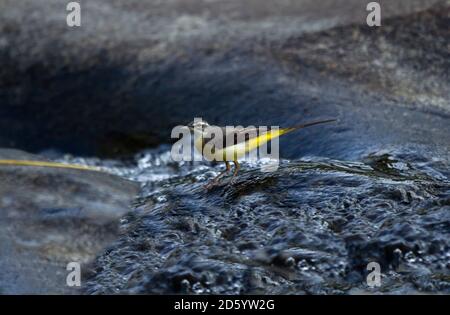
[0, 0, 448, 159]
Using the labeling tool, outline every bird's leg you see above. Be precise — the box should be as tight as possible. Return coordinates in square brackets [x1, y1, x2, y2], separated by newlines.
[229, 160, 240, 185]
[204, 161, 231, 189]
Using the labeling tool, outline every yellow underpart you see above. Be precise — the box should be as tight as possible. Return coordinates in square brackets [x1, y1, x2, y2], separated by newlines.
[0, 159, 102, 172]
[218, 128, 292, 161]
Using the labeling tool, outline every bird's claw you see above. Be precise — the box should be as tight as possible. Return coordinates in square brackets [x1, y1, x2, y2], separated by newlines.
[204, 179, 219, 190]
[228, 176, 238, 186]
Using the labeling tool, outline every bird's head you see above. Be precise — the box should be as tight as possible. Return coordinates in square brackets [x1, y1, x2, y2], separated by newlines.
[187, 120, 210, 133]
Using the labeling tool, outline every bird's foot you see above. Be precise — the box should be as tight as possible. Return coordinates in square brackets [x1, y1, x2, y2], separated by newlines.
[204, 178, 221, 190]
[228, 176, 238, 186]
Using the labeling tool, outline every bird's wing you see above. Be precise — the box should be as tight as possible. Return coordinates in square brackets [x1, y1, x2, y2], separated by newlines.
[204, 119, 336, 150]
[200, 126, 259, 150]
[200, 119, 336, 161]
[222, 126, 262, 148]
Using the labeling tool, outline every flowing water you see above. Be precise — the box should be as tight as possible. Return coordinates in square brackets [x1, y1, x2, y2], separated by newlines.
[52, 143, 450, 294]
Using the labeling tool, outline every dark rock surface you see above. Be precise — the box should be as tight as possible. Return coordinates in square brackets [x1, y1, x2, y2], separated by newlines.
[0, 149, 139, 293]
[85, 145, 449, 294]
[0, 0, 448, 158]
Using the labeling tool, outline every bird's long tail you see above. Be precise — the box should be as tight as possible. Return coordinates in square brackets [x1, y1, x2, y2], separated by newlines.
[0, 159, 101, 172]
[247, 118, 336, 151]
[280, 118, 337, 136]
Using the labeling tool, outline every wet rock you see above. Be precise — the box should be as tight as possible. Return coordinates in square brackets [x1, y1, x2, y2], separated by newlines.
[0, 149, 139, 293]
[85, 147, 450, 294]
[276, 4, 450, 112]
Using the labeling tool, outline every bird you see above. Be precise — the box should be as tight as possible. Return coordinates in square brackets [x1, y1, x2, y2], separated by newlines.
[187, 118, 336, 188]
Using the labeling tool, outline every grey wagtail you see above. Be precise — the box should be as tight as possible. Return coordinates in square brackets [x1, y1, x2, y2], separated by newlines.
[187, 118, 336, 188]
